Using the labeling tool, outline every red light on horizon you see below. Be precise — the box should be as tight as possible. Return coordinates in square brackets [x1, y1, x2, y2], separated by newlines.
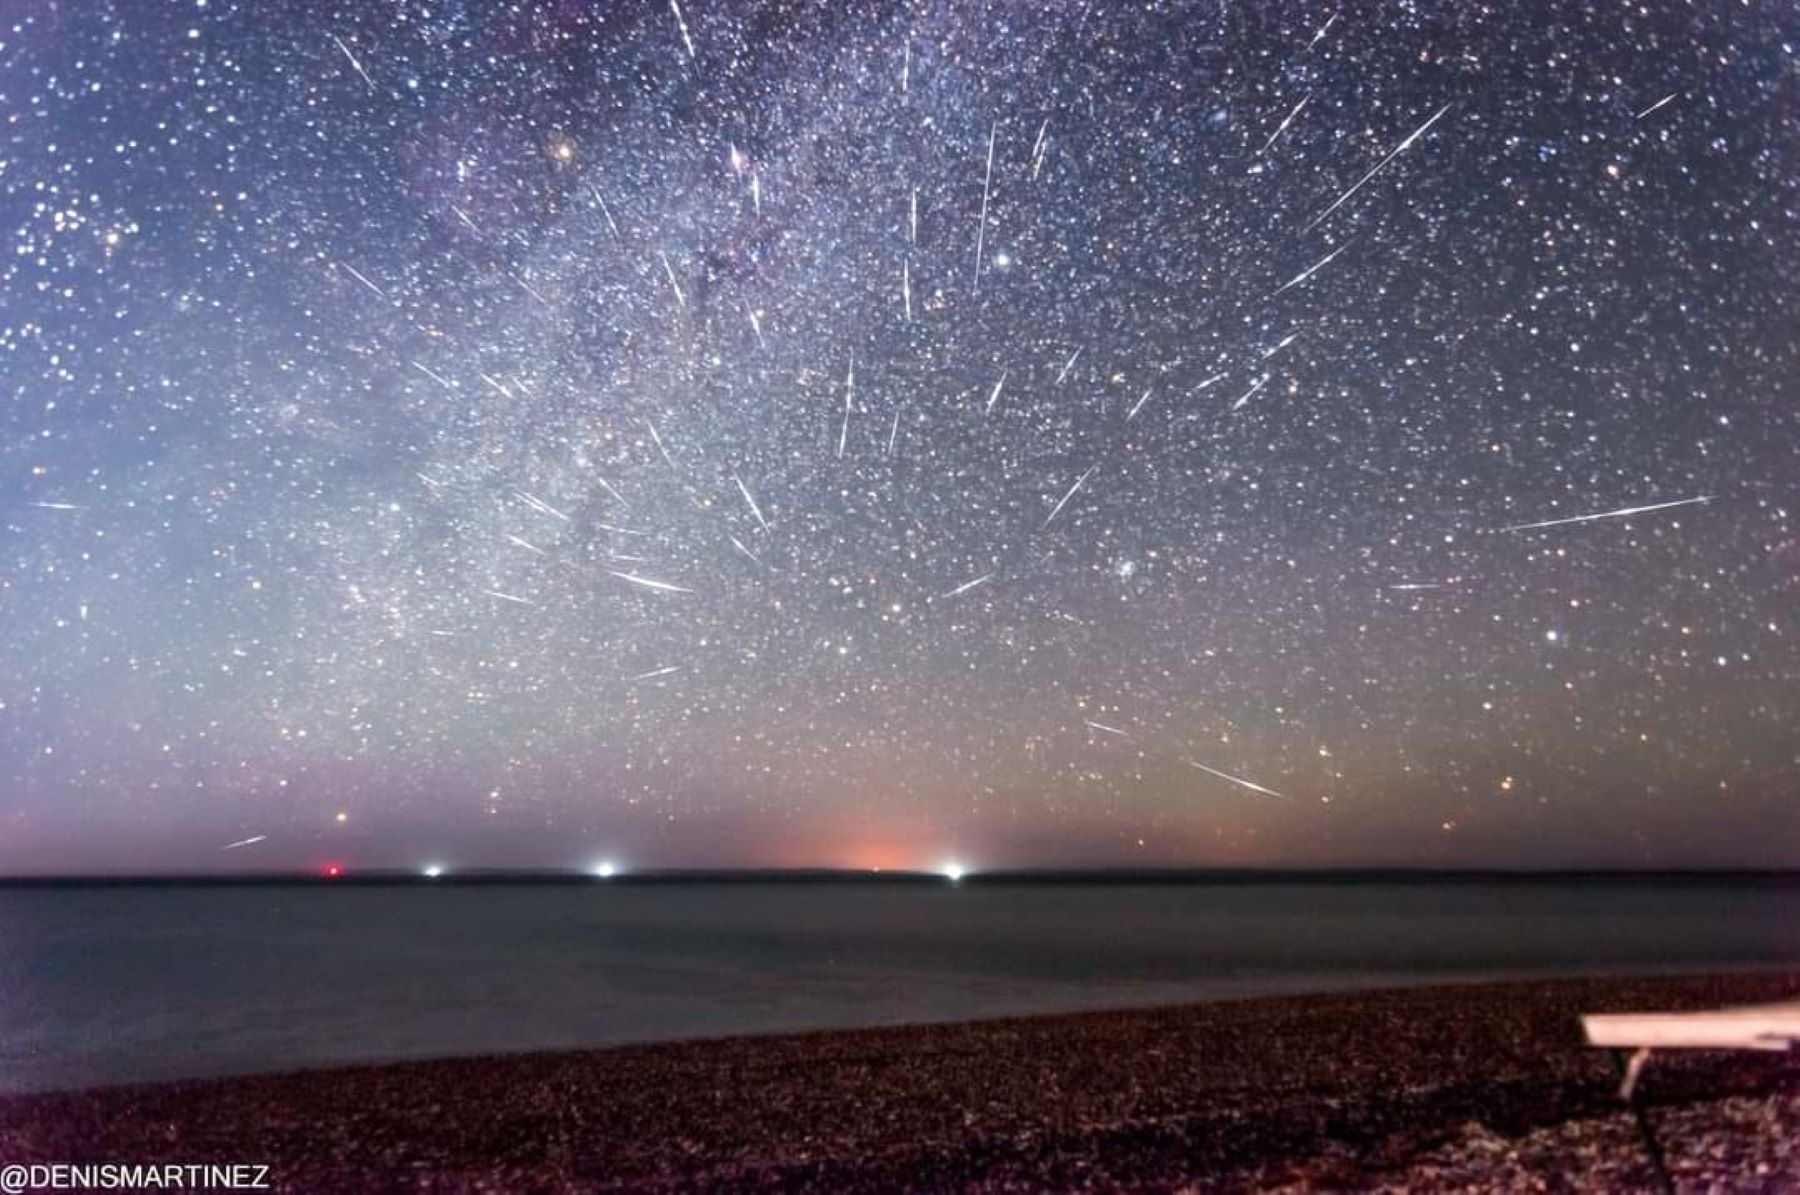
[323, 864, 343, 878]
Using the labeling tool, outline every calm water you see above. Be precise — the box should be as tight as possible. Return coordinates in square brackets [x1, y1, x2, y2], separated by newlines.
[3, 880, 1797, 1094]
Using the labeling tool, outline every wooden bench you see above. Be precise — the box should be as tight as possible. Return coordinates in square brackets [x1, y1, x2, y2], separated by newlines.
[1581, 1000, 1800, 1193]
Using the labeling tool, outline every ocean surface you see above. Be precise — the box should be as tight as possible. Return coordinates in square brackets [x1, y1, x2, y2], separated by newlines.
[3, 879, 1798, 1094]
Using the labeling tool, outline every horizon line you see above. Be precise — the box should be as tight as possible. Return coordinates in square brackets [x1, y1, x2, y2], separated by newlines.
[4, 865, 1800, 887]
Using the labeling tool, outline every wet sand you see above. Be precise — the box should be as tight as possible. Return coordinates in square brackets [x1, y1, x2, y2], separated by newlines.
[3, 972, 1796, 1191]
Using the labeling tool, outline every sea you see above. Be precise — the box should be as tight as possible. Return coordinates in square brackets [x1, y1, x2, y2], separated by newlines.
[3, 877, 1798, 1094]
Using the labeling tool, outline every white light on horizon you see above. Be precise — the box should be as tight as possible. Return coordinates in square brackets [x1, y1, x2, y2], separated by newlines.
[940, 861, 967, 883]
[422, 864, 444, 879]
[592, 860, 617, 879]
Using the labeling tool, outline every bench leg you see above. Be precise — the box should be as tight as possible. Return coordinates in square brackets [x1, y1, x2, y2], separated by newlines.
[1611, 1048, 1675, 1195]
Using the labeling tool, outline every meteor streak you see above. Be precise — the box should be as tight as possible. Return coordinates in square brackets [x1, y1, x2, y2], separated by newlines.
[1042, 466, 1097, 529]
[941, 572, 993, 599]
[733, 475, 770, 531]
[1303, 103, 1453, 233]
[1187, 758, 1284, 798]
[330, 34, 375, 90]
[1496, 496, 1712, 533]
[608, 570, 694, 595]
[973, 120, 997, 288]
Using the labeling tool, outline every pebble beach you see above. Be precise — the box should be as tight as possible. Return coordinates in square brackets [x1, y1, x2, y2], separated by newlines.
[3, 972, 1796, 1191]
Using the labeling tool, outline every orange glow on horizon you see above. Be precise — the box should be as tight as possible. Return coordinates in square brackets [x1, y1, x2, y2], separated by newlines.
[838, 841, 915, 873]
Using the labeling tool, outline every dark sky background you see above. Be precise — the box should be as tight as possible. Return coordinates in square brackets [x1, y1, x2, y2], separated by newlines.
[1, 0, 1796, 875]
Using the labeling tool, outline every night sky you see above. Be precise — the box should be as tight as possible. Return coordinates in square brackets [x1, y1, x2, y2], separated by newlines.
[2, 0, 1796, 875]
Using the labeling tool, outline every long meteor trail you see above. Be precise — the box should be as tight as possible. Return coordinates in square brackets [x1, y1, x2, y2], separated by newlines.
[1230, 376, 1269, 411]
[669, 0, 697, 62]
[973, 119, 997, 288]
[1042, 466, 1097, 528]
[838, 356, 854, 458]
[1187, 758, 1284, 798]
[482, 588, 536, 606]
[1056, 347, 1082, 384]
[733, 475, 770, 531]
[729, 534, 766, 568]
[331, 34, 375, 90]
[410, 360, 455, 389]
[1495, 496, 1712, 533]
[940, 572, 993, 599]
[1270, 238, 1355, 297]
[608, 570, 694, 595]
[1258, 93, 1310, 156]
[1303, 102, 1452, 233]
[338, 261, 389, 300]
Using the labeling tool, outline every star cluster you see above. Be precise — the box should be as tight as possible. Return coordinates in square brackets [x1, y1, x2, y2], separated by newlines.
[2, 0, 1796, 872]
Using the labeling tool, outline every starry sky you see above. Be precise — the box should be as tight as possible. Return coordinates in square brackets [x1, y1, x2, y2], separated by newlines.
[2, 0, 1797, 875]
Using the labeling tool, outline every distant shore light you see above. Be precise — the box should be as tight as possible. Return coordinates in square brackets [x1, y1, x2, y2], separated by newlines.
[422, 864, 444, 879]
[592, 860, 617, 879]
[940, 861, 967, 883]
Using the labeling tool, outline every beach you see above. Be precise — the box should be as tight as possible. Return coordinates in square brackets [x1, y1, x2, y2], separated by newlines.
[2, 972, 1796, 1191]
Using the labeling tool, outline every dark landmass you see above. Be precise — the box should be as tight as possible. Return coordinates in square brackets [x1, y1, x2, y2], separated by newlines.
[5, 867, 1800, 888]
[3, 973, 1797, 1191]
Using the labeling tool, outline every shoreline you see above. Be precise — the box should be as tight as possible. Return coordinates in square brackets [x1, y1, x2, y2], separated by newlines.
[3, 972, 1797, 1190]
[16, 960, 1800, 1100]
